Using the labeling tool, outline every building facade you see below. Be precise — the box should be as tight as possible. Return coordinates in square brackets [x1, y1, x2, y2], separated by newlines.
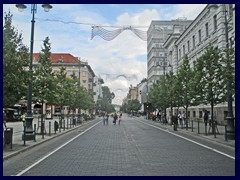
[93, 76, 104, 103]
[163, 4, 235, 124]
[147, 19, 192, 89]
[32, 53, 96, 116]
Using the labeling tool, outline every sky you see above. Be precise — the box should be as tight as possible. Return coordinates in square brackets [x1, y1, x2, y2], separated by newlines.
[3, 4, 207, 105]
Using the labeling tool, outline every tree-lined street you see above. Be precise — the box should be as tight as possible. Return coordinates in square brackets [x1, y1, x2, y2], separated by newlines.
[3, 115, 235, 176]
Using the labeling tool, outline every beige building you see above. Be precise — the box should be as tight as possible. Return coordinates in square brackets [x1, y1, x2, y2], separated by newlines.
[33, 53, 95, 116]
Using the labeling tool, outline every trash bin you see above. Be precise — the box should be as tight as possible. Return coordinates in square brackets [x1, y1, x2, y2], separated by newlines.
[4, 127, 13, 144]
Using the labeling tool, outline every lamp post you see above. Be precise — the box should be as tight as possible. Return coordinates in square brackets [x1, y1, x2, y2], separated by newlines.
[16, 4, 52, 140]
[224, 4, 235, 140]
[155, 58, 171, 123]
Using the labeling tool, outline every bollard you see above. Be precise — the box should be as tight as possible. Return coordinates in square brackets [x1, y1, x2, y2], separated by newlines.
[10, 128, 12, 150]
[54, 120, 58, 134]
[225, 125, 228, 141]
[205, 123, 207, 136]
[23, 125, 26, 146]
[213, 121, 216, 138]
[41, 122, 44, 139]
[197, 120, 200, 134]
[64, 120, 65, 131]
[191, 120, 193, 132]
[49, 121, 51, 136]
[67, 118, 69, 129]
[34, 124, 36, 142]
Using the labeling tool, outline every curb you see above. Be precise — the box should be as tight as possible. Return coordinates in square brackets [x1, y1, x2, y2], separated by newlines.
[139, 118, 235, 149]
[3, 120, 98, 161]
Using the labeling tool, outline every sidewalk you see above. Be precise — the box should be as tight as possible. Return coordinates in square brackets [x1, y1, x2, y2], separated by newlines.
[3, 117, 98, 161]
[138, 116, 235, 148]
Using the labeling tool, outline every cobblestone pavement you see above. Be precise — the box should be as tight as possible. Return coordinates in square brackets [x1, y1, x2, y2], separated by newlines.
[3, 114, 235, 176]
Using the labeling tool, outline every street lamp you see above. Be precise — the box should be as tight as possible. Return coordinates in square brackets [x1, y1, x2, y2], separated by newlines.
[16, 4, 52, 140]
[224, 4, 235, 140]
[155, 58, 172, 123]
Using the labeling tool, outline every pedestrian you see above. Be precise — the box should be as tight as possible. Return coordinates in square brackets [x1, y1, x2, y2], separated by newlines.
[113, 113, 118, 125]
[172, 113, 178, 131]
[157, 111, 161, 122]
[21, 112, 26, 127]
[203, 110, 208, 126]
[3, 120, 7, 129]
[178, 113, 182, 126]
[182, 112, 186, 126]
[104, 113, 109, 125]
[118, 113, 122, 125]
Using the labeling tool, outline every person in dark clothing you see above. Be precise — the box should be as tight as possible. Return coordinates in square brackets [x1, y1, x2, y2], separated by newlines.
[203, 110, 208, 126]
[172, 113, 178, 131]
[113, 113, 118, 125]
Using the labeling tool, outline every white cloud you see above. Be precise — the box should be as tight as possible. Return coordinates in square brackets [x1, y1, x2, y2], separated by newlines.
[3, 4, 206, 105]
[172, 4, 207, 20]
[116, 9, 160, 26]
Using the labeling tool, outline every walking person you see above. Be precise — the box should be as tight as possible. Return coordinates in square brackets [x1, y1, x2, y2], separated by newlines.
[203, 110, 208, 126]
[104, 113, 109, 125]
[118, 113, 122, 125]
[113, 113, 118, 125]
[178, 113, 182, 127]
[21, 112, 26, 127]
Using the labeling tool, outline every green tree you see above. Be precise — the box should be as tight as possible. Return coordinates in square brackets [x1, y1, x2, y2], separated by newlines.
[194, 46, 226, 133]
[32, 37, 55, 132]
[3, 12, 29, 108]
[176, 55, 195, 126]
[127, 99, 141, 112]
[98, 86, 115, 113]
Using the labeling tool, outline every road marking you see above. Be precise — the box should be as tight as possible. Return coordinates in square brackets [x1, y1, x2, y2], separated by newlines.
[15, 121, 101, 176]
[137, 120, 235, 160]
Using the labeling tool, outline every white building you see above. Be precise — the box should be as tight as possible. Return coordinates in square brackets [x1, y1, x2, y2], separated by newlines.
[147, 19, 192, 90]
[93, 76, 104, 103]
[163, 4, 235, 123]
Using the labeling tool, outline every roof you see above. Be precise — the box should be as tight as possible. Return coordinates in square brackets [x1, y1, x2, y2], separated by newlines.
[33, 53, 80, 63]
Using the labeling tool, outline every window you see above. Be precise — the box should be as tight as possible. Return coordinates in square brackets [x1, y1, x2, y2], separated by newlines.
[187, 40, 190, 52]
[198, 29, 202, 43]
[228, 4, 233, 17]
[199, 111, 203, 118]
[193, 111, 196, 118]
[183, 45, 185, 55]
[179, 49, 181, 60]
[205, 23, 209, 38]
[192, 35, 195, 49]
[213, 15, 217, 31]
[82, 71, 86, 77]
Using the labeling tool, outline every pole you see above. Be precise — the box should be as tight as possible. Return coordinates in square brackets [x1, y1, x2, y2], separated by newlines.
[24, 4, 37, 141]
[224, 4, 235, 140]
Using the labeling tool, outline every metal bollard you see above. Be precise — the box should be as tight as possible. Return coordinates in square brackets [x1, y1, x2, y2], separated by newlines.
[225, 125, 228, 141]
[67, 118, 69, 129]
[197, 120, 200, 134]
[205, 123, 207, 136]
[64, 120, 65, 131]
[49, 121, 51, 136]
[191, 120, 193, 132]
[41, 122, 44, 139]
[23, 125, 26, 146]
[34, 124, 36, 142]
[213, 121, 216, 138]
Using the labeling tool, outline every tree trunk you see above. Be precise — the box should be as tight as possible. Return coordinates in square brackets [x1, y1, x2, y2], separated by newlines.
[41, 101, 44, 135]
[211, 102, 214, 134]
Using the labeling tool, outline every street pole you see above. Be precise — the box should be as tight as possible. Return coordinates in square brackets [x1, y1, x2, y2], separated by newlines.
[224, 4, 235, 140]
[16, 4, 52, 140]
[163, 60, 166, 123]
[23, 4, 37, 141]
